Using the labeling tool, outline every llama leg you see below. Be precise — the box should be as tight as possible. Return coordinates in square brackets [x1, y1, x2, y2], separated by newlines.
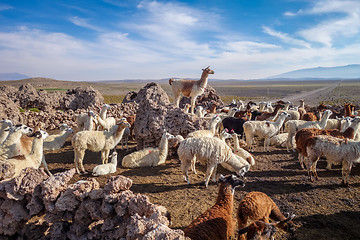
[105, 149, 110, 163]
[264, 136, 269, 152]
[74, 150, 80, 174]
[312, 159, 319, 180]
[326, 160, 332, 170]
[204, 164, 216, 187]
[41, 155, 52, 176]
[305, 159, 314, 181]
[173, 92, 181, 107]
[211, 164, 218, 182]
[191, 156, 197, 174]
[246, 135, 253, 152]
[190, 96, 197, 114]
[286, 138, 290, 152]
[341, 160, 352, 186]
[180, 159, 191, 184]
[77, 150, 86, 173]
[298, 154, 305, 169]
[291, 136, 296, 152]
[101, 150, 110, 164]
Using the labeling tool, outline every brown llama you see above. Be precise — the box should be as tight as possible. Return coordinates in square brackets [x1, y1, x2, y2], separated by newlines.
[237, 191, 295, 240]
[184, 174, 245, 240]
[169, 66, 214, 114]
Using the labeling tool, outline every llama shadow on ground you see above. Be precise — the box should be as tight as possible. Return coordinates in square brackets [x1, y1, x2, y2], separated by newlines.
[293, 211, 360, 240]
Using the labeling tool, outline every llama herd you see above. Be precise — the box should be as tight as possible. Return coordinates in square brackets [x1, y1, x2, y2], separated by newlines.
[0, 66, 359, 239]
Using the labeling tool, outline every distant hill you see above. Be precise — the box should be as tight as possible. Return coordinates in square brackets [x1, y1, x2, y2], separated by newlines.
[269, 64, 360, 79]
[0, 73, 30, 80]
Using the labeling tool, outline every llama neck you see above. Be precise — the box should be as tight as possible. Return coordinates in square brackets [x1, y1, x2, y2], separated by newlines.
[158, 134, 169, 163]
[113, 126, 127, 146]
[299, 102, 305, 108]
[346, 122, 360, 139]
[274, 115, 287, 128]
[215, 184, 233, 213]
[100, 108, 108, 120]
[30, 138, 44, 164]
[198, 71, 209, 89]
[97, 116, 105, 127]
[319, 112, 330, 128]
[110, 155, 118, 165]
[233, 134, 240, 150]
[273, 105, 282, 114]
[87, 116, 94, 130]
[209, 120, 218, 134]
[0, 131, 9, 144]
[3, 131, 22, 146]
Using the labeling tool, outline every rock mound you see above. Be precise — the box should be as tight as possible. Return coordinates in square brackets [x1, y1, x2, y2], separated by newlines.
[179, 84, 224, 109]
[134, 83, 209, 149]
[63, 86, 104, 110]
[0, 168, 187, 239]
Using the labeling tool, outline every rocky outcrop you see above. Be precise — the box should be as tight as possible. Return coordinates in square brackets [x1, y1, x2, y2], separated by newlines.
[134, 83, 209, 149]
[62, 86, 104, 110]
[0, 90, 23, 124]
[179, 84, 224, 109]
[0, 168, 186, 239]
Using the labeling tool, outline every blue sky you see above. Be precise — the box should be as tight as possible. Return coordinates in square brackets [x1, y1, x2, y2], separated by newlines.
[0, 0, 359, 80]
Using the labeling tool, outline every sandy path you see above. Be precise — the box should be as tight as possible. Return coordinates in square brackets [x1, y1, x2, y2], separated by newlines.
[279, 80, 342, 106]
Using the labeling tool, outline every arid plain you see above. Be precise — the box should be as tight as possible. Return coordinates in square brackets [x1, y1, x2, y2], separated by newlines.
[1, 78, 360, 239]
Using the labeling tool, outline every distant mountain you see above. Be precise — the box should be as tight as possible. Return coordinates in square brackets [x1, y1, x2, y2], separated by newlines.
[269, 64, 360, 79]
[0, 73, 30, 80]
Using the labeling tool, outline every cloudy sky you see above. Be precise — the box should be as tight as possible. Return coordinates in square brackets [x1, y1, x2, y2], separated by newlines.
[0, 0, 359, 80]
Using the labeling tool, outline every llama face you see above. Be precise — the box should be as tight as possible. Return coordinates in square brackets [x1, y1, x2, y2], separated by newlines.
[202, 66, 215, 75]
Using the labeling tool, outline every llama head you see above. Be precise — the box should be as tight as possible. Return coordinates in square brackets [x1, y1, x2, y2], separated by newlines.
[202, 66, 214, 74]
[218, 174, 245, 191]
[15, 124, 33, 135]
[238, 221, 277, 240]
[28, 130, 49, 139]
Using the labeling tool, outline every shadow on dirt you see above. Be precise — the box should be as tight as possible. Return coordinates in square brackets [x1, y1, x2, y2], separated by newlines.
[293, 211, 360, 240]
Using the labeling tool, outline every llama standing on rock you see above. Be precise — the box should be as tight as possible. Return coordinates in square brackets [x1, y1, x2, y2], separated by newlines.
[122, 132, 175, 168]
[169, 66, 214, 114]
[184, 174, 245, 240]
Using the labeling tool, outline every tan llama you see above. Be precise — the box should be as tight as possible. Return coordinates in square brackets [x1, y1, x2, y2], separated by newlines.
[169, 66, 214, 114]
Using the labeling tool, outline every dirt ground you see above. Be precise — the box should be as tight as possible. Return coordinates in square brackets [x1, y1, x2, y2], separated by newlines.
[42, 136, 360, 240]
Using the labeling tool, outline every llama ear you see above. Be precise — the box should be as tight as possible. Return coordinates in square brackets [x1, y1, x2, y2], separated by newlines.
[218, 174, 225, 182]
[237, 226, 249, 235]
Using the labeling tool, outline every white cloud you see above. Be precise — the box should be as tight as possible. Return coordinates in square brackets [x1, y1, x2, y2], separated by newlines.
[0, 0, 359, 80]
[284, 9, 303, 16]
[0, 4, 12, 11]
[262, 26, 311, 48]
[69, 16, 102, 31]
[291, 0, 360, 46]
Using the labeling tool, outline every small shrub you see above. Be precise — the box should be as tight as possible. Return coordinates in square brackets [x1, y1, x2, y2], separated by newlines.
[29, 108, 40, 112]
[19, 107, 25, 113]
